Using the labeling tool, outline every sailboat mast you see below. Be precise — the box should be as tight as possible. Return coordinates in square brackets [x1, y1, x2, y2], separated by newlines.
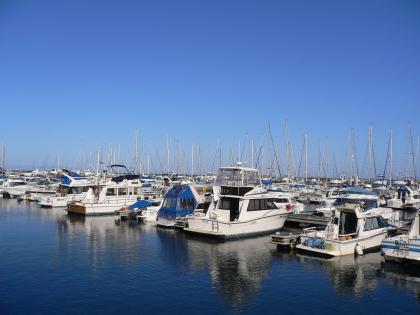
[191, 143, 194, 177]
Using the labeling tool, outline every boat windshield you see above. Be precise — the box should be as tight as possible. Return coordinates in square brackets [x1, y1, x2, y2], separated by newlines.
[216, 168, 259, 186]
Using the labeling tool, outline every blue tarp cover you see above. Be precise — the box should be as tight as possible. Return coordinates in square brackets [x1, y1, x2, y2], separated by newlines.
[158, 184, 197, 219]
[129, 200, 153, 209]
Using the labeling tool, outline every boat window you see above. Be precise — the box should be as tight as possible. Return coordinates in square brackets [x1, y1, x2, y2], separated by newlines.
[69, 187, 83, 194]
[219, 198, 232, 210]
[247, 199, 258, 211]
[266, 200, 277, 209]
[82, 187, 89, 192]
[118, 188, 127, 196]
[414, 195, 420, 200]
[106, 188, 116, 196]
[133, 187, 141, 195]
[338, 212, 357, 236]
[364, 217, 388, 231]
[247, 199, 277, 211]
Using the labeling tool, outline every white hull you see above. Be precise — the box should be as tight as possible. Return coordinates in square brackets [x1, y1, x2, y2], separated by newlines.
[141, 208, 159, 222]
[68, 197, 139, 216]
[185, 213, 288, 239]
[381, 237, 420, 264]
[156, 216, 177, 227]
[388, 199, 420, 210]
[297, 231, 388, 257]
[4, 187, 27, 197]
[39, 194, 86, 207]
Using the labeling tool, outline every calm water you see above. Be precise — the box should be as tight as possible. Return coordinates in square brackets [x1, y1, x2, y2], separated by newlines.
[0, 198, 419, 315]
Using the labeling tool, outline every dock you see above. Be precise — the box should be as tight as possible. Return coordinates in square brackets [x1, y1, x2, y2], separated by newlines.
[285, 213, 330, 226]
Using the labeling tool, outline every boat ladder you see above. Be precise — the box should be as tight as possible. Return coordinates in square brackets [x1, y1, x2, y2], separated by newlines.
[209, 212, 219, 232]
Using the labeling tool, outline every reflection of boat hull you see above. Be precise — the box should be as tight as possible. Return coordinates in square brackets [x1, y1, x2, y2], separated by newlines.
[185, 214, 288, 240]
[297, 231, 388, 257]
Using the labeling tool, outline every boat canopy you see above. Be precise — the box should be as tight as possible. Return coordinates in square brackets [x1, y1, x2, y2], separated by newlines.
[158, 184, 198, 218]
[129, 200, 154, 209]
[60, 171, 86, 185]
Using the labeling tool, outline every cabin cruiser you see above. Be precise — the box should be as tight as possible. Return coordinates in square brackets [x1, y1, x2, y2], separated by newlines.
[314, 186, 395, 223]
[296, 203, 394, 257]
[38, 170, 92, 207]
[184, 165, 291, 239]
[156, 183, 213, 227]
[387, 186, 420, 210]
[67, 165, 148, 216]
[381, 210, 420, 264]
[2, 178, 33, 198]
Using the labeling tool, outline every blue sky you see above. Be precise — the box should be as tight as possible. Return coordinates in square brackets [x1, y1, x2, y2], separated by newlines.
[0, 0, 419, 176]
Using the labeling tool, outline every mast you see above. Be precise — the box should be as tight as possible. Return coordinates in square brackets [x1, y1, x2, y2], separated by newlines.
[166, 135, 170, 174]
[408, 123, 416, 180]
[134, 129, 139, 172]
[416, 135, 420, 179]
[383, 129, 393, 185]
[96, 149, 101, 185]
[251, 139, 255, 168]
[284, 120, 290, 179]
[390, 129, 393, 184]
[268, 121, 281, 178]
[1, 143, 4, 171]
[191, 143, 194, 177]
[305, 133, 308, 182]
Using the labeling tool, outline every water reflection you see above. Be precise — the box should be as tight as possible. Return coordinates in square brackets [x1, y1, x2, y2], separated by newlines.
[2, 197, 418, 310]
[296, 252, 383, 296]
[381, 263, 420, 300]
[156, 230, 273, 306]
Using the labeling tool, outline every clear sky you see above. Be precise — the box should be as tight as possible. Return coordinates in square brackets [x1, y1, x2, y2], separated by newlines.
[0, 0, 419, 176]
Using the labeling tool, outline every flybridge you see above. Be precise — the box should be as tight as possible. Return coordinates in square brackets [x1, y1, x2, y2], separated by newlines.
[215, 165, 260, 187]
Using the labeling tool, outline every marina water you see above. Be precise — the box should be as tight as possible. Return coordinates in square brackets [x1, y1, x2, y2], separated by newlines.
[0, 198, 419, 315]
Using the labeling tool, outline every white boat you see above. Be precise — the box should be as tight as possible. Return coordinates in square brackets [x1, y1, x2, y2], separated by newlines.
[381, 210, 420, 264]
[296, 203, 394, 257]
[38, 170, 92, 207]
[387, 186, 420, 210]
[67, 165, 159, 216]
[315, 186, 396, 223]
[185, 165, 290, 239]
[2, 178, 34, 198]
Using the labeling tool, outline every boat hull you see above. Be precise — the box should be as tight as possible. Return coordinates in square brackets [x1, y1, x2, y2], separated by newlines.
[185, 213, 288, 239]
[297, 231, 388, 257]
[381, 238, 420, 264]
